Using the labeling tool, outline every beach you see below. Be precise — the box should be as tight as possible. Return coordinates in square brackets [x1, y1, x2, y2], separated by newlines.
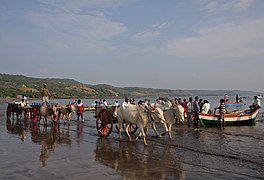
[0, 97, 264, 179]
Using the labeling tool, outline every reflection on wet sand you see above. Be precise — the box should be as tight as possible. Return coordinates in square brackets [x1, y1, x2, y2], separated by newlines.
[6, 118, 29, 142]
[76, 121, 84, 146]
[95, 138, 186, 180]
[6, 118, 72, 167]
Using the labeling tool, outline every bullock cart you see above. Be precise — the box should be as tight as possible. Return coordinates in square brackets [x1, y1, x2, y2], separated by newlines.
[6, 102, 34, 120]
[94, 106, 138, 138]
[30, 103, 59, 124]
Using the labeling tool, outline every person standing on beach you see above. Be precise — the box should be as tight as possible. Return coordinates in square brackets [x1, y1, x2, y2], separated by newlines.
[103, 99, 108, 106]
[41, 84, 51, 106]
[123, 97, 130, 106]
[187, 97, 193, 127]
[182, 98, 188, 119]
[114, 100, 119, 107]
[224, 94, 229, 102]
[198, 98, 203, 112]
[76, 99, 84, 122]
[193, 96, 200, 126]
[215, 99, 226, 129]
[236, 94, 239, 102]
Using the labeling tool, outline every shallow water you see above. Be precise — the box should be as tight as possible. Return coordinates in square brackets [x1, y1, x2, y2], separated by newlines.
[0, 98, 264, 179]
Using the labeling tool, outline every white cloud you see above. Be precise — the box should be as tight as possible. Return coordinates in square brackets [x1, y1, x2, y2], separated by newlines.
[39, 0, 128, 12]
[26, 10, 127, 53]
[167, 18, 264, 59]
[234, 0, 255, 11]
[131, 22, 173, 42]
[202, 0, 255, 14]
[131, 30, 160, 42]
[152, 22, 174, 29]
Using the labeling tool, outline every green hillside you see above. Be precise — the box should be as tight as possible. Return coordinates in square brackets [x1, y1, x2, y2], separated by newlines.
[0, 73, 260, 99]
[0, 73, 191, 99]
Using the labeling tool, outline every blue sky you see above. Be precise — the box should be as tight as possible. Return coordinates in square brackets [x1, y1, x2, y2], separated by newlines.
[1, 0, 264, 92]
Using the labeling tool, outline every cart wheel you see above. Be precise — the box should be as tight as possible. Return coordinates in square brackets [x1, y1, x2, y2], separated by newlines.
[116, 123, 138, 134]
[24, 109, 31, 119]
[31, 106, 39, 124]
[96, 109, 113, 138]
[52, 114, 59, 123]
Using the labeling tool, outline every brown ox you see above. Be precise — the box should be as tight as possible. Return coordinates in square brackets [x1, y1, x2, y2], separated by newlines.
[39, 105, 58, 124]
[57, 104, 75, 124]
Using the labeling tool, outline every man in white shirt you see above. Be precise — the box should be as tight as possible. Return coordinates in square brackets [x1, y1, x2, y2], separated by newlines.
[250, 96, 261, 112]
[114, 101, 119, 107]
[103, 99, 108, 106]
[201, 100, 211, 114]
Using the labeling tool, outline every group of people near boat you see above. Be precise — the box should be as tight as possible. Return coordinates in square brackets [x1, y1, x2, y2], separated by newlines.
[114, 96, 212, 128]
[116, 94, 261, 129]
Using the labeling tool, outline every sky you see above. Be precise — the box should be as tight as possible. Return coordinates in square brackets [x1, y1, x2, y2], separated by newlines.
[0, 0, 264, 92]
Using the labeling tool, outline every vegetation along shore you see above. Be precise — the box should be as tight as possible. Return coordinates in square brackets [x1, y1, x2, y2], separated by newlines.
[0, 73, 261, 99]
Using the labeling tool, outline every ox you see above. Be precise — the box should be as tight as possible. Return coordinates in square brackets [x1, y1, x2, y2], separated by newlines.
[39, 105, 58, 124]
[162, 104, 185, 139]
[117, 103, 168, 146]
[57, 104, 75, 124]
[6, 103, 23, 120]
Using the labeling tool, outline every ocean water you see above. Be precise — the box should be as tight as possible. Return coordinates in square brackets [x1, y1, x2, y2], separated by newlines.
[0, 96, 263, 179]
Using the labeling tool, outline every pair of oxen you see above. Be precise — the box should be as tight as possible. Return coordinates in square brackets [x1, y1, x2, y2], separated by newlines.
[37, 104, 75, 124]
[117, 103, 184, 146]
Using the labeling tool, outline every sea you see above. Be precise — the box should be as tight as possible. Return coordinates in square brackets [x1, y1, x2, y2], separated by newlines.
[0, 95, 263, 179]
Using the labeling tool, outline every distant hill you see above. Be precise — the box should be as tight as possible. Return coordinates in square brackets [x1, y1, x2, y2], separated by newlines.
[0, 73, 261, 99]
[0, 73, 192, 99]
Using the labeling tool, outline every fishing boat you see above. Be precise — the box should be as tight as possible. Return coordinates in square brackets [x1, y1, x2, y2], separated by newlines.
[199, 102, 259, 126]
[83, 106, 96, 111]
[224, 101, 244, 107]
[199, 109, 259, 126]
[83, 105, 115, 111]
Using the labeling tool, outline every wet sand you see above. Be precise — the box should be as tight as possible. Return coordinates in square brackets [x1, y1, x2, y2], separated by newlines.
[0, 99, 264, 180]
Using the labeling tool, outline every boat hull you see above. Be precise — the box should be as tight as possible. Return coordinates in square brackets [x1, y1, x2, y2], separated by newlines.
[199, 109, 259, 127]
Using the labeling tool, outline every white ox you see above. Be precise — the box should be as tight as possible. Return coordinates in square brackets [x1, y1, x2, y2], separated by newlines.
[117, 103, 168, 146]
[162, 104, 185, 139]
